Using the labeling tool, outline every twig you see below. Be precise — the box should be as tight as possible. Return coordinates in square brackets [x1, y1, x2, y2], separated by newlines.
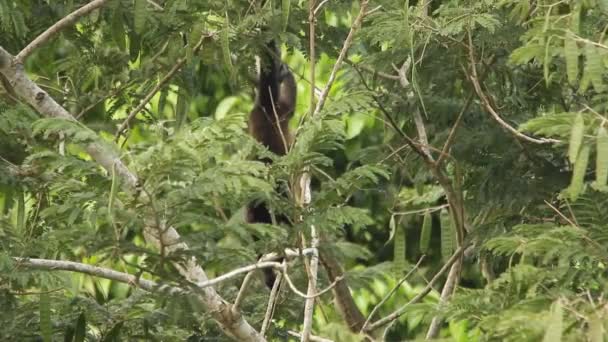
[360, 256, 425, 332]
[465, 30, 559, 145]
[114, 31, 212, 140]
[301, 226, 320, 342]
[425, 254, 463, 339]
[365, 246, 465, 332]
[233, 271, 255, 311]
[313, 0, 330, 15]
[261, 271, 283, 336]
[392, 204, 448, 216]
[146, 0, 164, 10]
[311, 0, 369, 118]
[17, 0, 110, 62]
[282, 267, 342, 299]
[193, 261, 283, 289]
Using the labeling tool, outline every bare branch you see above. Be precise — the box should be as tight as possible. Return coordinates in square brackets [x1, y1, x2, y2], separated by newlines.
[14, 257, 183, 295]
[17, 0, 110, 62]
[301, 226, 320, 342]
[261, 270, 283, 336]
[233, 271, 256, 311]
[195, 261, 283, 289]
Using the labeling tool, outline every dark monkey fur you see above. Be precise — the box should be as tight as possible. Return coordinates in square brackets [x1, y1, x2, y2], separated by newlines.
[246, 40, 296, 288]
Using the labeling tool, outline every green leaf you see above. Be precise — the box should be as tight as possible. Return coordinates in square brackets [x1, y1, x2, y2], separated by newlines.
[586, 44, 605, 92]
[542, 299, 563, 342]
[440, 209, 454, 262]
[40, 292, 52, 342]
[564, 36, 578, 85]
[596, 125, 608, 187]
[133, 0, 146, 35]
[569, 113, 585, 164]
[568, 144, 591, 201]
[420, 211, 432, 254]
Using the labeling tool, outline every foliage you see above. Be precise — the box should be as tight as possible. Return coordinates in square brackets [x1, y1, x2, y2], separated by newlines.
[1, 0, 608, 341]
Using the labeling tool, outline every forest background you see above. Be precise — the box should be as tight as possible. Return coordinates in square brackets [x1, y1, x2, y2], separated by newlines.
[1, 0, 608, 341]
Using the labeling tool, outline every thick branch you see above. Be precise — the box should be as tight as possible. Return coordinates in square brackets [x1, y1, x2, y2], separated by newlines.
[17, 0, 110, 62]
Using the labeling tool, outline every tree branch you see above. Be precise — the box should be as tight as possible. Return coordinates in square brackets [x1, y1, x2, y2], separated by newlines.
[465, 30, 559, 145]
[301, 226, 320, 342]
[312, 0, 369, 118]
[16, 0, 110, 62]
[425, 256, 462, 339]
[14, 257, 183, 295]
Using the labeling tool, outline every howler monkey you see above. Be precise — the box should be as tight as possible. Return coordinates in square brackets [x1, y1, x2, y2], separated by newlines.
[246, 40, 296, 288]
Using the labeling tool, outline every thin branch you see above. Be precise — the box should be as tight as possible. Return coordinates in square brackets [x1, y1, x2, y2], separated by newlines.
[14, 257, 184, 295]
[425, 255, 463, 339]
[465, 30, 559, 145]
[312, 0, 369, 117]
[361, 256, 425, 332]
[365, 246, 465, 332]
[193, 261, 283, 289]
[17, 0, 110, 62]
[261, 271, 283, 336]
[115, 31, 212, 140]
[301, 226, 320, 342]
[313, 0, 330, 15]
[282, 262, 342, 299]
[146, 0, 164, 10]
[392, 204, 449, 216]
[233, 271, 256, 311]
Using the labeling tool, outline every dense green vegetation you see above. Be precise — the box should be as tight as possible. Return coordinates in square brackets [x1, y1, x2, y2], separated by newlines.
[1, 0, 608, 341]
